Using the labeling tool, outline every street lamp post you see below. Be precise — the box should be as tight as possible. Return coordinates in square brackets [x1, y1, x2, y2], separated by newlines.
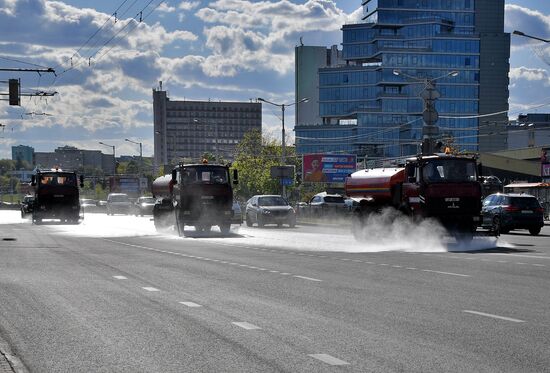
[99, 141, 116, 174]
[125, 138, 143, 175]
[194, 118, 219, 162]
[392, 70, 459, 155]
[512, 30, 550, 43]
[257, 97, 308, 197]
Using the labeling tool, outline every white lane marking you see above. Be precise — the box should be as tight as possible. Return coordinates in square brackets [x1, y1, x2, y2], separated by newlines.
[142, 287, 160, 292]
[113, 275, 127, 280]
[533, 264, 546, 267]
[232, 322, 261, 330]
[379, 263, 389, 266]
[463, 310, 525, 323]
[421, 269, 470, 277]
[103, 239, 321, 283]
[179, 301, 202, 308]
[293, 275, 322, 282]
[392, 265, 402, 268]
[406, 267, 417, 270]
[308, 354, 350, 366]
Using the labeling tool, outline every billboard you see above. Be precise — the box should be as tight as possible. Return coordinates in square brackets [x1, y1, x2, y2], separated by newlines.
[302, 154, 356, 183]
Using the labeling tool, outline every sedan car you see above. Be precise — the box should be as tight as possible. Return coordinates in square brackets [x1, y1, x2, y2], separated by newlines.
[245, 195, 296, 228]
[80, 198, 99, 213]
[133, 196, 156, 216]
[106, 193, 132, 215]
[308, 192, 347, 217]
[232, 201, 243, 225]
[481, 193, 544, 235]
[20, 195, 34, 218]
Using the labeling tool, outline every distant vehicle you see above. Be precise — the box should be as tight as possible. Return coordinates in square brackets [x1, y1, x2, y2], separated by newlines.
[481, 193, 545, 235]
[133, 196, 156, 216]
[245, 195, 296, 228]
[232, 201, 243, 225]
[20, 195, 34, 218]
[152, 161, 238, 235]
[308, 192, 346, 216]
[30, 169, 84, 224]
[481, 175, 503, 198]
[97, 200, 107, 211]
[80, 198, 98, 213]
[106, 193, 131, 215]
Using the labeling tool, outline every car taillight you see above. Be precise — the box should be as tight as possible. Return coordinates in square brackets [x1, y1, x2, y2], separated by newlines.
[535, 207, 544, 213]
[503, 205, 520, 212]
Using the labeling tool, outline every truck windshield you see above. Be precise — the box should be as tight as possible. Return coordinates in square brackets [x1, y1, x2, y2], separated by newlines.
[422, 160, 477, 183]
[39, 173, 77, 186]
[258, 196, 287, 206]
[181, 166, 228, 185]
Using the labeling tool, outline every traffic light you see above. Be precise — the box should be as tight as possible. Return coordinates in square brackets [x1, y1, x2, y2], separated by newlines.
[9, 79, 20, 106]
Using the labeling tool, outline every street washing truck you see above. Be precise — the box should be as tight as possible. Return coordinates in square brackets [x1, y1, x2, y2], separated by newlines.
[152, 161, 238, 236]
[345, 152, 485, 241]
[30, 168, 84, 224]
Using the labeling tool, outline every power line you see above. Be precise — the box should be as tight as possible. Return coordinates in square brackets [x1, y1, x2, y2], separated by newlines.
[0, 55, 49, 69]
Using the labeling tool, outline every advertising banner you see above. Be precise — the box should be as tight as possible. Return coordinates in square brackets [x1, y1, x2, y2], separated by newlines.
[302, 154, 356, 183]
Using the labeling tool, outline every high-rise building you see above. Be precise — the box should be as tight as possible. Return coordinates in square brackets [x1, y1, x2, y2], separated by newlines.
[153, 85, 262, 170]
[295, 0, 510, 160]
[11, 145, 34, 165]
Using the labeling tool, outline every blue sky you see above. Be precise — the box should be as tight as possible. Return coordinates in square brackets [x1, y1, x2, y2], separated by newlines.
[1, 0, 550, 159]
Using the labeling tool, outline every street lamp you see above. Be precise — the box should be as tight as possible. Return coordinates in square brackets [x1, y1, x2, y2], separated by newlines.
[194, 118, 219, 162]
[512, 30, 550, 43]
[392, 70, 459, 155]
[99, 141, 116, 174]
[125, 138, 143, 175]
[257, 97, 308, 197]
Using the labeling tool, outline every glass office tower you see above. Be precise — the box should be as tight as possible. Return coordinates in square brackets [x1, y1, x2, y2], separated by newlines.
[295, 0, 509, 160]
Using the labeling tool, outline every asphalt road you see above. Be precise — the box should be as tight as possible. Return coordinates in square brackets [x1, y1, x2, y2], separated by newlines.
[0, 211, 549, 372]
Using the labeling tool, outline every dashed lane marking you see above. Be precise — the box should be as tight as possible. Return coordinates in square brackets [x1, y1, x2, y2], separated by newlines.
[142, 287, 160, 292]
[232, 322, 261, 330]
[309, 354, 350, 366]
[421, 269, 470, 277]
[103, 239, 324, 283]
[113, 275, 127, 280]
[293, 275, 322, 282]
[179, 301, 202, 308]
[463, 310, 525, 323]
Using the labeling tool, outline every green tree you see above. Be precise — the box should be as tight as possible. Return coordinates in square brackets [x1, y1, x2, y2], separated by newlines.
[232, 129, 301, 201]
[0, 159, 16, 176]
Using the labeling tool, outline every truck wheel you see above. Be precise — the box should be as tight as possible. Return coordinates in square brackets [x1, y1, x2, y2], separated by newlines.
[175, 214, 184, 237]
[219, 223, 231, 235]
[492, 216, 501, 235]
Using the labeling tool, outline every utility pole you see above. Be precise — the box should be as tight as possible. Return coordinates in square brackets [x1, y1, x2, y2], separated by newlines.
[421, 82, 441, 155]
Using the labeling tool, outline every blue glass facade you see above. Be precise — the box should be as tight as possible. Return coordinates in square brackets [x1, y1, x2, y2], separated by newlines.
[295, 0, 508, 159]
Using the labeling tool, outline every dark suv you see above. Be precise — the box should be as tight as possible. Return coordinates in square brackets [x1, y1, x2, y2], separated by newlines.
[481, 193, 544, 235]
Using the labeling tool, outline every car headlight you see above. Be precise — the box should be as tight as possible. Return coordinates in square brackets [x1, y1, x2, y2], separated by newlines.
[262, 209, 271, 215]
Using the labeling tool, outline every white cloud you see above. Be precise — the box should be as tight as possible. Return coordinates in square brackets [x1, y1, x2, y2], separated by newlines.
[195, 0, 350, 76]
[510, 66, 550, 85]
[157, 3, 176, 13]
[505, 4, 550, 46]
[179, 1, 200, 11]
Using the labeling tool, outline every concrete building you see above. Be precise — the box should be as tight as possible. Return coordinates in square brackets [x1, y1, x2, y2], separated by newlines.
[295, 0, 510, 159]
[34, 146, 115, 174]
[506, 113, 550, 150]
[153, 85, 262, 170]
[295, 45, 344, 127]
[11, 145, 34, 165]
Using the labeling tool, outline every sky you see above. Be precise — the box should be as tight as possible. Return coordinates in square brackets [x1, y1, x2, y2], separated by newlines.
[1, 0, 550, 159]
